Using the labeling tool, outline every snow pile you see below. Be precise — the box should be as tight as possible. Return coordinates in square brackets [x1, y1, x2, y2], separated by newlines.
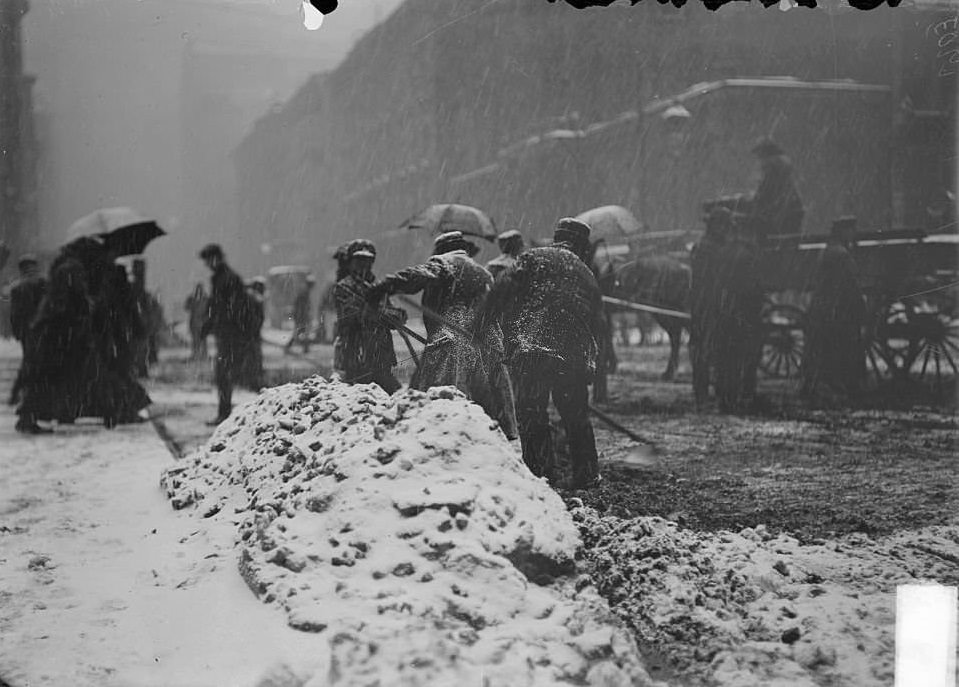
[573, 503, 959, 687]
[162, 378, 656, 687]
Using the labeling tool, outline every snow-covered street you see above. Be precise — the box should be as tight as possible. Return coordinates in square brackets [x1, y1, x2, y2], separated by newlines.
[0, 349, 327, 687]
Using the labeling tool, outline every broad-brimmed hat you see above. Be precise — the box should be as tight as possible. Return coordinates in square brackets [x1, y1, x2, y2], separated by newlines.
[17, 253, 38, 269]
[497, 229, 523, 243]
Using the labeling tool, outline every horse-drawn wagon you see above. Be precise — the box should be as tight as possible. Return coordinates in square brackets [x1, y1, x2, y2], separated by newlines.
[757, 229, 959, 386]
[595, 220, 958, 390]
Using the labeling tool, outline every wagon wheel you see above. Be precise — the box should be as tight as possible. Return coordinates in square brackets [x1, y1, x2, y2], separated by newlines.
[760, 302, 805, 379]
[867, 300, 913, 382]
[902, 297, 959, 386]
[868, 297, 959, 385]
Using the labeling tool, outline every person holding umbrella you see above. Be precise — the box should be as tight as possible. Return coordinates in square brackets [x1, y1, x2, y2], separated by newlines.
[199, 243, 253, 425]
[482, 218, 606, 489]
[333, 240, 404, 393]
[485, 230, 525, 280]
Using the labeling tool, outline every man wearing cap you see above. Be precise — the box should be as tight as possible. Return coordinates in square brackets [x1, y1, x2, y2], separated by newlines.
[482, 218, 606, 489]
[199, 243, 252, 424]
[802, 217, 866, 402]
[333, 240, 403, 393]
[285, 274, 316, 355]
[486, 230, 525, 280]
[241, 276, 266, 390]
[743, 138, 805, 244]
[367, 231, 518, 438]
[8, 254, 47, 406]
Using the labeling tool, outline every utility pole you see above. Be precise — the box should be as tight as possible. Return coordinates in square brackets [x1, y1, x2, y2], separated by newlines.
[0, 0, 35, 257]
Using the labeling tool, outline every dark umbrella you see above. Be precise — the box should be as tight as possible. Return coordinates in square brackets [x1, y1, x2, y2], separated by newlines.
[66, 207, 166, 256]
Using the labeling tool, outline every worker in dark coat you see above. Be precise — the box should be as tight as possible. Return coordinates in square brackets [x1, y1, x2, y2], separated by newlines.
[483, 218, 606, 489]
[801, 217, 866, 401]
[369, 231, 518, 439]
[485, 229, 525, 280]
[285, 275, 315, 354]
[8, 255, 47, 406]
[329, 242, 355, 370]
[131, 258, 163, 378]
[690, 208, 732, 408]
[16, 258, 94, 433]
[333, 240, 403, 393]
[744, 138, 805, 244]
[199, 243, 252, 424]
[713, 221, 765, 414]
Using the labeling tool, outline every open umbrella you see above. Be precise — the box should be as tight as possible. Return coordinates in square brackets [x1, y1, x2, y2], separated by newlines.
[399, 203, 497, 241]
[66, 207, 166, 256]
[575, 205, 644, 244]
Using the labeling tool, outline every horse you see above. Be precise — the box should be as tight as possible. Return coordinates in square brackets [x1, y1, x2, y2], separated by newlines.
[594, 252, 691, 395]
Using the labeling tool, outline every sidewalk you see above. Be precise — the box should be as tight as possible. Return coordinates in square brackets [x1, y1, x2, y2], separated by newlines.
[0, 345, 323, 687]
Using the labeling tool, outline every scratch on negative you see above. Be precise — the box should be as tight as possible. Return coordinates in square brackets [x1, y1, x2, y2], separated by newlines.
[412, 0, 505, 47]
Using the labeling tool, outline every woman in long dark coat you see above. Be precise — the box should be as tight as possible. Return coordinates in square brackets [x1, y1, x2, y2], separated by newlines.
[16, 258, 95, 432]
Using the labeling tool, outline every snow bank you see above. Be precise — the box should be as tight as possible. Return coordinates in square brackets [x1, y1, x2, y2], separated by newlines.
[163, 378, 656, 686]
[572, 503, 959, 687]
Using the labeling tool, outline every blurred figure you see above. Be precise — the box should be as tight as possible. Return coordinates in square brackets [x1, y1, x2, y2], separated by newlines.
[333, 240, 403, 393]
[199, 243, 252, 425]
[713, 219, 764, 414]
[131, 258, 164, 378]
[485, 229, 525, 280]
[743, 138, 805, 244]
[483, 218, 606, 489]
[285, 275, 316, 355]
[16, 259, 93, 434]
[240, 277, 266, 391]
[8, 255, 47, 406]
[802, 217, 866, 402]
[50, 237, 151, 426]
[690, 208, 732, 408]
[185, 283, 210, 361]
[370, 231, 517, 438]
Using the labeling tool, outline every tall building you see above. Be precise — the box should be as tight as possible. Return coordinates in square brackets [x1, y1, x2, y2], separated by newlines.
[0, 0, 37, 257]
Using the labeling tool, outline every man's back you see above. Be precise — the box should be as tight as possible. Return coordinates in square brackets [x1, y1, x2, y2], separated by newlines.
[492, 246, 603, 372]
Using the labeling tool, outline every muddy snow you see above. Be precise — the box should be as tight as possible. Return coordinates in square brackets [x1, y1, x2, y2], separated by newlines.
[571, 504, 959, 686]
[162, 377, 655, 686]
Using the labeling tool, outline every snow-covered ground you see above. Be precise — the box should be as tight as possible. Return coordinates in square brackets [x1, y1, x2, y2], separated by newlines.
[0, 392, 328, 686]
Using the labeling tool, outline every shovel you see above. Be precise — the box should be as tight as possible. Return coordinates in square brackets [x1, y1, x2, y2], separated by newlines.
[588, 403, 662, 466]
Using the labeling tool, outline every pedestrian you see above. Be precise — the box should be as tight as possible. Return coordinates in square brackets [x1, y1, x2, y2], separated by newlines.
[131, 258, 163, 378]
[744, 138, 805, 244]
[713, 219, 764, 414]
[185, 283, 210, 361]
[801, 217, 866, 401]
[8, 254, 47, 406]
[285, 275, 316, 355]
[485, 229, 525, 280]
[368, 231, 518, 439]
[50, 236, 150, 426]
[482, 218, 606, 489]
[241, 277, 266, 390]
[690, 207, 732, 408]
[198, 243, 253, 425]
[16, 258, 93, 433]
[333, 240, 403, 393]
